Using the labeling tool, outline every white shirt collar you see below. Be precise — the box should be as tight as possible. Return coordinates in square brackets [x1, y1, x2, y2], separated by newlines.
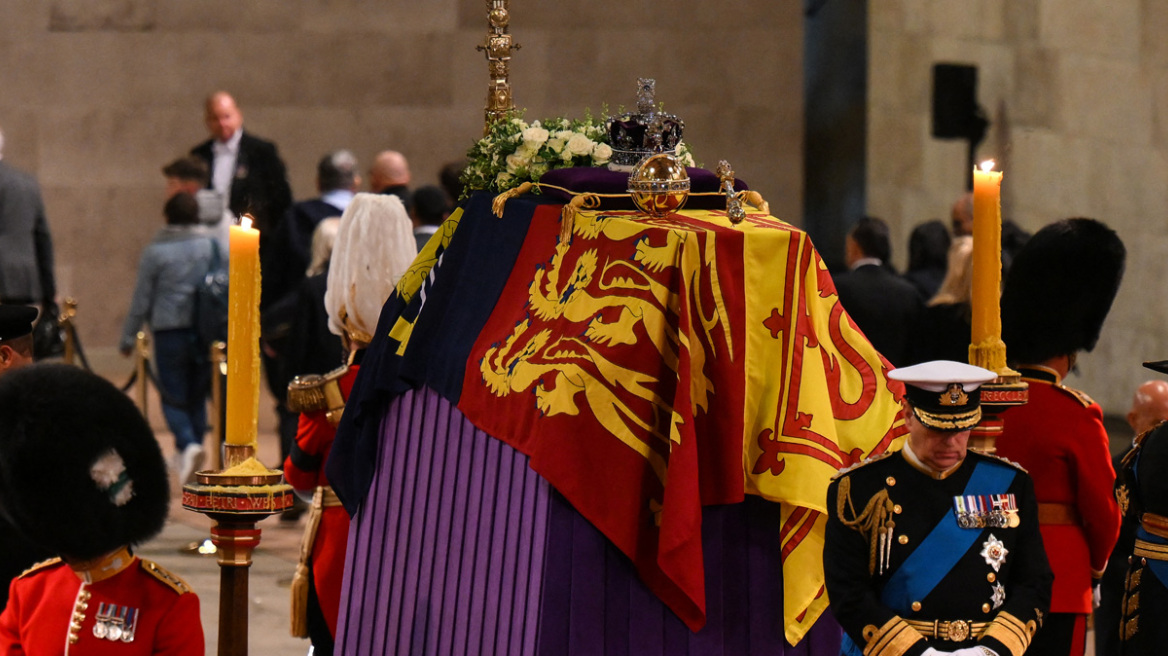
[850, 257, 883, 271]
[213, 128, 243, 154]
[321, 189, 355, 212]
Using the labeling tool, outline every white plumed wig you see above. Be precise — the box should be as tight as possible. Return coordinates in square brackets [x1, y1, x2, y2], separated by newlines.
[325, 192, 417, 346]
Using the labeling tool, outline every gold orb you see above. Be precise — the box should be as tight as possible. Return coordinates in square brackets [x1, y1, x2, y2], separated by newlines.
[627, 152, 690, 217]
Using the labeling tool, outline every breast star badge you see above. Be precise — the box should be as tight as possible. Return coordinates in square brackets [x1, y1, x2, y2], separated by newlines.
[981, 534, 1009, 572]
[991, 582, 1006, 609]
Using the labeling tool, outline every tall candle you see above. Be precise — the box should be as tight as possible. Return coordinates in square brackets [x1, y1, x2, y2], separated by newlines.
[971, 161, 1003, 346]
[226, 217, 261, 447]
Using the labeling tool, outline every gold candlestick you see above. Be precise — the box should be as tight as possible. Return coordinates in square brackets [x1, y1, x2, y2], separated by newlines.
[477, 0, 520, 133]
[967, 161, 1026, 453]
[182, 443, 294, 656]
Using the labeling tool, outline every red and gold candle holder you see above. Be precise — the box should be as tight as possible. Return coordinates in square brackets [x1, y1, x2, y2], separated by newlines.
[969, 372, 1028, 455]
[182, 443, 294, 656]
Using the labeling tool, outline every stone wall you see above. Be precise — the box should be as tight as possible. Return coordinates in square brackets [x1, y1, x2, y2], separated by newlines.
[869, 0, 1167, 412]
[0, 0, 804, 347]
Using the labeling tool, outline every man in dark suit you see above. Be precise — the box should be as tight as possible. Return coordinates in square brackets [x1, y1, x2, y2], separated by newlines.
[190, 91, 292, 250]
[0, 126, 56, 308]
[833, 216, 924, 366]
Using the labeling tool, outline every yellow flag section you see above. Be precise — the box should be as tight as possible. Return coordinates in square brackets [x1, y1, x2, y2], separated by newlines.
[739, 214, 907, 643]
[386, 206, 464, 353]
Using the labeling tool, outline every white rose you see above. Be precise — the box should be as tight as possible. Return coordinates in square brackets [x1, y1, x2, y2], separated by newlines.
[522, 126, 549, 147]
[517, 143, 539, 158]
[530, 162, 549, 179]
[506, 152, 530, 173]
[495, 171, 513, 186]
[560, 148, 574, 163]
[546, 137, 566, 153]
[554, 130, 574, 141]
[566, 133, 594, 156]
[591, 142, 613, 164]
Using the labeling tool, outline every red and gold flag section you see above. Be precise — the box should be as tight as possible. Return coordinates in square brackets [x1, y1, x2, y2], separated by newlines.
[739, 214, 907, 641]
[458, 205, 905, 642]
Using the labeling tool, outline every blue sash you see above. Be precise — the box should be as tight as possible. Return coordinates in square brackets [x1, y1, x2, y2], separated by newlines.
[1137, 526, 1168, 587]
[879, 461, 1016, 612]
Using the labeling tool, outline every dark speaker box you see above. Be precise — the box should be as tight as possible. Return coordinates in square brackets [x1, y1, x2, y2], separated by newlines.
[932, 63, 979, 139]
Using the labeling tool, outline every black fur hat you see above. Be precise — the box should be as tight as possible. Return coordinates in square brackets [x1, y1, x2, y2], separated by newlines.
[1001, 218, 1126, 365]
[0, 364, 169, 561]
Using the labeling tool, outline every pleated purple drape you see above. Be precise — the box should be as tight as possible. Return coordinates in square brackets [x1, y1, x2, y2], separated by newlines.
[336, 387, 843, 655]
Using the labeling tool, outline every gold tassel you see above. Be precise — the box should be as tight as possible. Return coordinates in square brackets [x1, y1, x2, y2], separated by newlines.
[289, 487, 326, 638]
[740, 190, 770, 216]
[492, 182, 533, 218]
[559, 193, 600, 244]
[836, 477, 894, 575]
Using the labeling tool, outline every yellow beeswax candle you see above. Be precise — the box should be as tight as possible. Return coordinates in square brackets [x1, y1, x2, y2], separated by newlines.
[971, 161, 1003, 346]
[226, 216, 261, 446]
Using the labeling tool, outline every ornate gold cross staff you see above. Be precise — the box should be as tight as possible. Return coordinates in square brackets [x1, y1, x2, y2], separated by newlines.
[477, 0, 520, 133]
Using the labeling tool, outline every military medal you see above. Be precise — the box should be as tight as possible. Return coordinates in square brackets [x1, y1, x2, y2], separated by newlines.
[92, 602, 110, 639]
[981, 534, 1009, 572]
[106, 606, 124, 642]
[121, 607, 138, 643]
[991, 582, 1006, 609]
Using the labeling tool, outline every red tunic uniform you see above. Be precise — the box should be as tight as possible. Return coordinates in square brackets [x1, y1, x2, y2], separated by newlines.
[0, 555, 203, 656]
[283, 365, 357, 639]
[996, 367, 1121, 614]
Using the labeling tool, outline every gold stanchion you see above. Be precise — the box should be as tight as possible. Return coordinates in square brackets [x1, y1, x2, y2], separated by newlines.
[134, 330, 150, 416]
[209, 341, 227, 471]
[59, 297, 78, 365]
[477, 0, 520, 133]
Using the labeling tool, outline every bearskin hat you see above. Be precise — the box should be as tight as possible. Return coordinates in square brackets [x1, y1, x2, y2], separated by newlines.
[0, 364, 169, 561]
[1001, 217, 1125, 365]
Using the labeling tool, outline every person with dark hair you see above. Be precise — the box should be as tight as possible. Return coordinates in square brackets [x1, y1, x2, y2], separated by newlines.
[262, 151, 359, 492]
[995, 217, 1126, 656]
[0, 364, 203, 653]
[903, 219, 951, 301]
[409, 184, 449, 253]
[439, 159, 466, 208]
[833, 216, 923, 366]
[999, 219, 1031, 280]
[118, 192, 215, 485]
[907, 236, 974, 365]
[162, 155, 231, 251]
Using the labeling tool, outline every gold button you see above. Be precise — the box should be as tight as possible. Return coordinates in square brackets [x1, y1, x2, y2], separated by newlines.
[983, 603, 991, 613]
[898, 534, 909, 545]
[893, 504, 902, 514]
[987, 573, 996, 583]
[911, 601, 921, 611]
[886, 477, 896, 486]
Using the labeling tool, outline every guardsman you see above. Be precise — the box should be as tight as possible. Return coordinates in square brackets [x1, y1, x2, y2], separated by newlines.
[825, 360, 1052, 656]
[996, 218, 1126, 656]
[0, 364, 204, 654]
[1114, 360, 1168, 655]
[0, 304, 52, 609]
[284, 192, 415, 655]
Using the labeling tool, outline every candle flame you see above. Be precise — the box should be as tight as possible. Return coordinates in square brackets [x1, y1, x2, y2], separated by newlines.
[240, 215, 253, 230]
[979, 159, 996, 172]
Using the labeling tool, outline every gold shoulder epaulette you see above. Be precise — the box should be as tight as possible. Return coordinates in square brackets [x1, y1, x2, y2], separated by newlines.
[1054, 383, 1094, 408]
[18, 557, 62, 578]
[982, 452, 1029, 474]
[287, 365, 349, 414]
[832, 450, 895, 480]
[140, 559, 192, 595]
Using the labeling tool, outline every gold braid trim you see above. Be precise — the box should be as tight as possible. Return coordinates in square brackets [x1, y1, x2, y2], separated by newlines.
[862, 617, 923, 656]
[1141, 513, 1168, 539]
[560, 193, 600, 243]
[982, 612, 1032, 656]
[1134, 537, 1168, 560]
[836, 476, 894, 575]
[739, 190, 769, 215]
[1121, 564, 1142, 643]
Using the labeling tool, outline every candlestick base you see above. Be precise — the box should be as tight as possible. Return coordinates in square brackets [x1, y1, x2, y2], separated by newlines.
[182, 444, 293, 656]
[970, 371, 1029, 455]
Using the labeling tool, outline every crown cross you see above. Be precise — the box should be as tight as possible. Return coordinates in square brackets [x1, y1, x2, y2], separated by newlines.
[636, 78, 656, 116]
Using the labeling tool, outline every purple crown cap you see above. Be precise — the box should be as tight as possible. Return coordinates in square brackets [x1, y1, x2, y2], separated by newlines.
[606, 78, 685, 168]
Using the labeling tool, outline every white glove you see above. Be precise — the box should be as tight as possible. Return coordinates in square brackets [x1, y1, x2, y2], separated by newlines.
[1093, 582, 1102, 609]
[921, 649, 952, 656]
[950, 647, 997, 656]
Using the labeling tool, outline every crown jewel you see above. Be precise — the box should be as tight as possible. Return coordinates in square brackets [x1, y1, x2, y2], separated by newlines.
[606, 79, 685, 169]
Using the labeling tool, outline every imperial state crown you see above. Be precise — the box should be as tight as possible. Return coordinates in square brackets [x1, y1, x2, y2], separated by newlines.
[606, 78, 684, 169]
